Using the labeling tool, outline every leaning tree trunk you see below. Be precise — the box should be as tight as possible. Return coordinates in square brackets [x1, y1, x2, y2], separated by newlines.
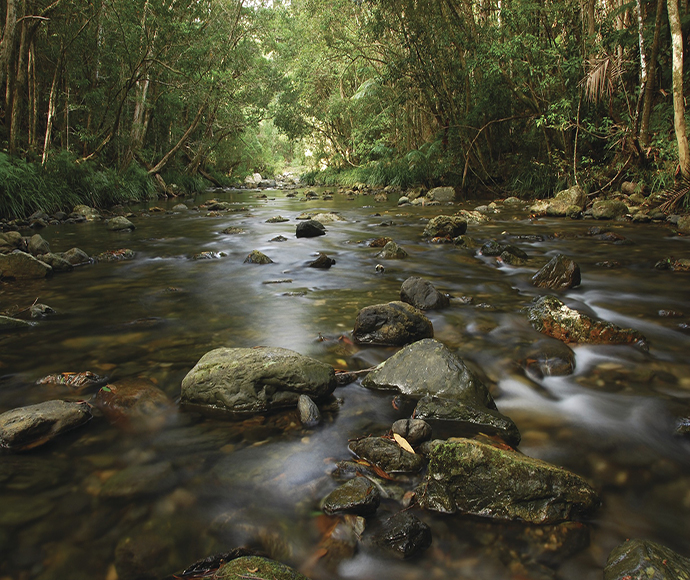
[640, 0, 664, 146]
[667, 0, 690, 178]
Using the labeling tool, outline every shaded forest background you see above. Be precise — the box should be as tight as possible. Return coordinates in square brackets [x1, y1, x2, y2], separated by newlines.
[1, 0, 689, 218]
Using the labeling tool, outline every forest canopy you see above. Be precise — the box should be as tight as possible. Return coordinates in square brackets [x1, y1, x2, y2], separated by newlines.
[0, 0, 689, 216]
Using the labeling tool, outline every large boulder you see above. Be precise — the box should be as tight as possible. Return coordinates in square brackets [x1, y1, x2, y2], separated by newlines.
[422, 215, 467, 239]
[592, 199, 629, 219]
[181, 346, 337, 414]
[546, 186, 586, 216]
[417, 438, 600, 524]
[28, 234, 50, 256]
[296, 219, 326, 238]
[400, 276, 449, 310]
[0, 250, 52, 279]
[0, 231, 23, 253]
[427, 186, 456, 202]
[0, 400, 92, 451]
[362, 339, 519, 445]
[531, 254, 581, 290]
[353, 301, 433, 346]
[527, 295, 646, 345]
[604, 539, 690, 580]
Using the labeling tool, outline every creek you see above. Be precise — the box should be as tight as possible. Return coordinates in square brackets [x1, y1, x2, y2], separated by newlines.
[1, 187, 690, 580]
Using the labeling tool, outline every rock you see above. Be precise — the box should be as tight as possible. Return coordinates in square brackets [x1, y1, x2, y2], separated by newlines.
[322, 477, 381, 516]
[60, 247, 91, 265]
[0, 315, 32, 330]
[369, 237, 392, 248]
[413, 396, 521, 446]
[418, 438, 599, 523]
[621, 181, 639, 195]
[94, 249, 135, 262]
[28, 233, 50, 256]
[376, 241, 408, 259]
[349, 436, 425, 473]
[400, 276, 449, 310]
[546, 186, 586, 216]
[352, 301, 433, 346]
[266, 216, 289, 223]
[30, 303, 57, 318]
[0, 231, 22, 253]
[391, 418, 432, 445]
[107, 216, 135, 231]
[193, 251, 222, 260]
[526, 295, 647, 346]
[215, 556, 310, 580]
[93, 378, 175, 432]
[0, 251, 52, 279]
[221, 227, 245, 235]
[604, 539, 690, 580]
[500, 249, 528, 265]
[0, 400, 92, 451]
[677, 215, 690, 234]
[37, 252, 74, 272]
[529, 200, 550, 216]
[372, 511, 432, 558]
[114, 533, 174, 580]
[304, 212, 345, 223]
[101, 461, 176, 498]
[181, 346, 337, 414]
[592, 199, 629, 219]
[675, 417, 690, 436]
[398, 196, 410, 205]
[172, 203, 188, 211]
[270, 235, 288, 242]
[521, 338, 576, 377]
[296, 219, 326, 238]
[481, 240, 505, 256]
[72, 205, 101, 220]
[307, 253, 335, 268]
[427, 186, 456, 202]
[531, 254, 581, 290]
[297, 394, 321, 428]
[36, 371, 106, 390]
[422, 215, 467, 238]
[244, 250, 273, 264]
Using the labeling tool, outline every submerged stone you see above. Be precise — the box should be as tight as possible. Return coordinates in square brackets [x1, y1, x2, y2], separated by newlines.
[353, 301, 433, 346]
[94, 378, 175, 432]
[417, 438, 600, 524]
[181, 346, 337, 414]
[531, 254, 581, 290]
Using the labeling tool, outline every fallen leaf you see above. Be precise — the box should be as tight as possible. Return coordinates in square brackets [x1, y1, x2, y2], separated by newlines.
[393, 433, 415, 454]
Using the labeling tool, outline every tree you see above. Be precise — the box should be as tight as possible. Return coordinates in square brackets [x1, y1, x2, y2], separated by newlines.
[666, 0, 689, 178]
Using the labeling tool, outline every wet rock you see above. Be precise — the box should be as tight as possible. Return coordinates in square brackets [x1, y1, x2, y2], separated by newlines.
[527, 295, 646, 346]
[372, 511, 432, 558]
[296, 219, 326, 238]
[37, 252, 74, 272]
[94, 248, 135, 262]
[414, 396, 521, 447]
[400, 276, 449, 310]
[369, 237, 392, 248]
[427, 186, 456, 202]
[376, 241, 408, 259]
[0, 250, 52, 279]
[307, 253, 335, 268]
[101, 461, 176, 498]
[28, 233, 50, 256]
[215, 556, 310, 580]
[353, 301, 433, 346]
[172, 203, 188, 211]
[93, 378, 175, 432]
[417, 438, 600, 524]
[592, 199, 629, 219]
[107, 216, 135, 231]
[221, 227, 245, 235]
[500, 245, 529, 265]
[270, 235, 288, 242]
[244, 250, 273, 264]
[480, 240, 504, 256]
[36, 371, 106, 390]
[521, 338, 576, 377]
[322, 477, 381, 516]
[181, 346, 337, 414]
[0, 400, 92, 451]
[604, 539, 690, 580]
[0, 231, 22, 253]
[454, 234, 480, 248]
[301, 211, 345, 223]
[678, 215, 690, 235]
[29, 303, 57, 318]
[193, 251, 223, 260]
[72, 204, 101, 220]
[675, 417, 690, 436]
[531, 254, 581, 290]
[115, 533, 174, 580]
[60, 247, 91, 265]
[0, 315, 32, 330]
[266, 216, 289, 223]
[297, 394, 321, 428]
[392, 418, 432, 445]
[349, 436, 425, 473]
[546, 186, 586, 216]
[422, 215, 467, 238]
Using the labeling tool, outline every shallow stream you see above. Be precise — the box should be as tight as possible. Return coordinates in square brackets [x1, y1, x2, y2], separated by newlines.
[1, 188, 690, 580]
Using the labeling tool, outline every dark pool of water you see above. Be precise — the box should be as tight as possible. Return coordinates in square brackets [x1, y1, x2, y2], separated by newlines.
[1, 188, 690, 580]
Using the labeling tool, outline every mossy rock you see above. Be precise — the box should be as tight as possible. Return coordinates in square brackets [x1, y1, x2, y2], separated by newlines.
[604, 539, 690, 580]
[216, 556, 311, 580]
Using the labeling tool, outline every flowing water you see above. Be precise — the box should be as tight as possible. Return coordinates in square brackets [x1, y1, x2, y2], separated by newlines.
[1, 188, 690, 580]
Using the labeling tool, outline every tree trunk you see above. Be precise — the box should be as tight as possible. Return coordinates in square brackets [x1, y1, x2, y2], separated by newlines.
[42, 49, 63, 165]
[8, 17, 29, 156]
[667, 0, 690, 178]
[640, 0, 664, 146]
[0, 0, 18, 111]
